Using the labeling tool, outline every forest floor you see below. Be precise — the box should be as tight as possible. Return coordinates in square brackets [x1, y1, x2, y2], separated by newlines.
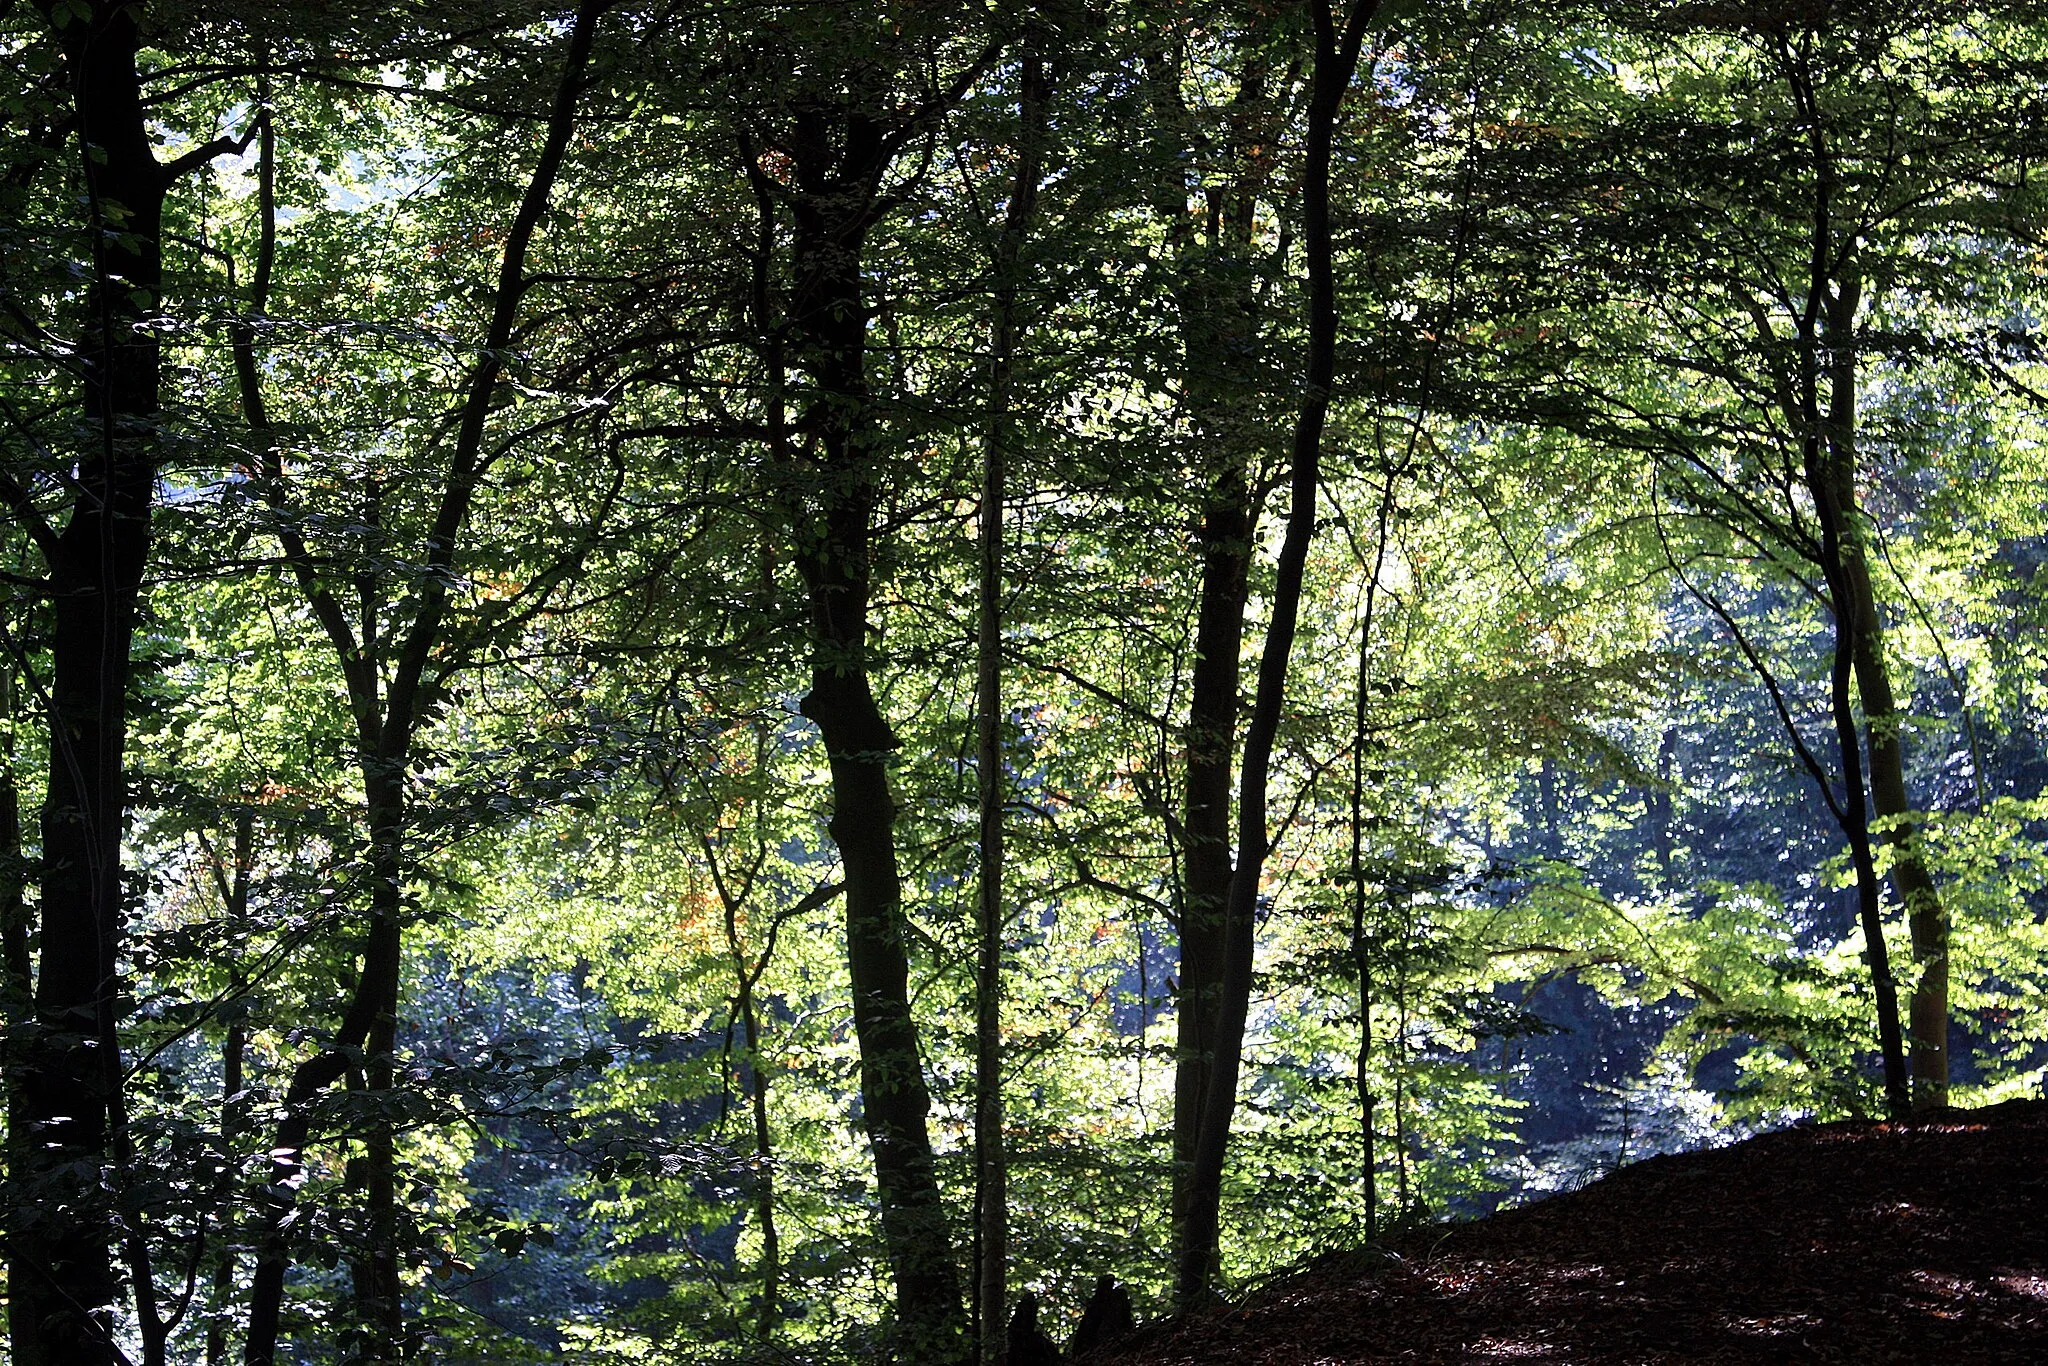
[1097, 1099, 2048, 1364]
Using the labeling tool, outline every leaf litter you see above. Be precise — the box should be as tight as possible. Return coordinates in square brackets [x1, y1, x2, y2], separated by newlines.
[1095, 1100, 2048, 1364]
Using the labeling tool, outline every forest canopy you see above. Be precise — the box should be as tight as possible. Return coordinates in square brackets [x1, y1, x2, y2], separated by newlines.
[2, 0, 2046, 1362]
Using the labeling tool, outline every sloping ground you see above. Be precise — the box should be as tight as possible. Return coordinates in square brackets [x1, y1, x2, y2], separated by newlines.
[1101, 1100, 2048, 1364]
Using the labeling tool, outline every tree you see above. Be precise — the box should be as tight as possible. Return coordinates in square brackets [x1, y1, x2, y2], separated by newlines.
[974, 41, 1049, 1366]
[670, 5, 1014, 1355]
[222, 5, 612, 1356]
[1, 4, 260, 1357]
[7, 4, 2048, 1357]
[1450, 0, 2048, 1114]
[1176, 0, 1380, 1304]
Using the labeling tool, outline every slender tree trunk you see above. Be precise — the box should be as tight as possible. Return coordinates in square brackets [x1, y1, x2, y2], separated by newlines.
[1855, 619, 1948, 1110]
[1772, 47, 1910, 1112]
[780, 104, 966, 1364]
[1177, 0, 1377, 1306]
[2, 665, 34, 1363]
[734, 950, 779, 1332]
[1809, 467, 1908, 1116]
[1349, 476, 1398, 1240]
[241, 875, 403, 1363]
[703, 816, 786, 1336]
[973, 48, 1046, 1366]
[1393, 905, 1410, 1213]
[206, 811, 254, 1366]
[1820, 277, 1947, 1110]
[1788, 243, 1908, 1115]
[1650, 729, 1676, 885]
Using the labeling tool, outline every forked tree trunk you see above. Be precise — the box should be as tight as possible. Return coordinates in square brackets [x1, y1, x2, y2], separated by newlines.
[1768, 47, 1911, 1115]
[1819, 276, 1947, 1110]
[1177, 0, 1378, 1305]
[240, 7, 607, 1357]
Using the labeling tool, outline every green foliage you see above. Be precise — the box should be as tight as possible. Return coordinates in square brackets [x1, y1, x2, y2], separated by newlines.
[3, 0, 2047, 1360]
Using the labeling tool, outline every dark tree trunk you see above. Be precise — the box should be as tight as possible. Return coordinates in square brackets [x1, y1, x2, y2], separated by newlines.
[350, 779, 408, 1358]
[1785, 223, 1908, 1114]
[1650, 729, 1676, 884]
[1854, 615, 1948, 1110]
[13, 6, 168, 1358]
[1152, 37, 1271, 1296]
[1818, 276, 1947, 1110]
[778, 103, 966, 1363]
[1349, 476, 1400, 1240]
[1772, 48, 1912, 1111]
[1170, 481, 1252, 1264]
[975, 48, 1048, 1366]
[206, 810, 254, 1366]
[241, 909, 397, 1366]
[2, 666, 35, 1364]
[1177, 0, 1378, 1305]
[701, 816, 805, 1336]
[239, 7, 606, 1357]
[1806, 445, 1909, 1117]
[728, 919, 780, 1333]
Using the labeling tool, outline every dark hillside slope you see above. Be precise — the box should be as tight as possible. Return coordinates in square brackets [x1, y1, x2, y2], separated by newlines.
[1102, 1101, 2048, 1364]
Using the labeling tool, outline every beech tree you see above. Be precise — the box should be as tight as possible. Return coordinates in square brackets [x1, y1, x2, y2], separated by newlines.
[0, 4, 266, 1357]
[227, 6, 613, 1358]
[1471, 0, 2048, 1113]
[2, 1, 2047, 1359]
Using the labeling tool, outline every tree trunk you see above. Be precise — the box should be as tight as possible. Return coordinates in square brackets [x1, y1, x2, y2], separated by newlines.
[1349, 475, 1399, 1240]
[350, 779, 408, 1358]
[240, 7, 605, 1356]
[1177, 0, 1378, 1306]
[14, 6, 167, 1358]
[732, 937, 780, 1333]
[1820, 278, 1947, 1110]
[702, 816, 790, 1336]
[1150, 36, 1271, 1297]
[974, 48, 1048, 1366]
[1807, 458, 1908, 1116]
[241, 843, 403, 1363]
[1786, 237, 1908, 1114]
[2, 665, 35, 1364]
[1650, 729, 1676, 885]
[1770, 51, 1911, 1114]
[1853, 618, 1948, 1110]
[781, 103, 966, 1364]
[206, 811, 254, 1366]
[1170, 481, 1252, 1273]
